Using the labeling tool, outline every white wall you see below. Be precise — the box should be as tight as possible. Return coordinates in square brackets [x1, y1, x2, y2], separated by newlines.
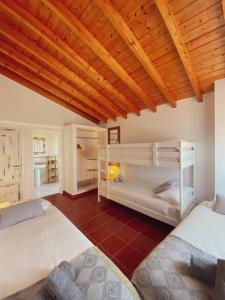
[0, 76, 98, 200]
[107, 93, 215, 202]
[0, 76, 96, 127]
[215, 78, 225, 195]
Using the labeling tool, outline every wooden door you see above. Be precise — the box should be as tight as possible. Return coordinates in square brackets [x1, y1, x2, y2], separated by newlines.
[0, 128, 22, 203]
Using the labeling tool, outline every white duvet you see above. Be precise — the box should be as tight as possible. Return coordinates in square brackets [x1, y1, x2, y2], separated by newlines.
[173, 202, 225, 259]
[0, 205, 92, 299]
[100, 179, 194, 220]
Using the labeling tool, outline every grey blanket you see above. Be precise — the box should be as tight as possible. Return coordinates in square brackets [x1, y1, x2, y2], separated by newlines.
[132, 235, 214, 300]
[5, 247, 140, 300]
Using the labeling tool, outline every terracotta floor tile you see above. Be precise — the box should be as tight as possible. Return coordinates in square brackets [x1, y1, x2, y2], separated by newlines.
[80, 218, 102, 233]
[70, 213, 92, 225]
[114, 245, 145, 271]
[104, 206, 122, 217]
[94, 212, 111, 224]
[142, 225, 169, 242]
[127, 218, 149, 232]
[104, 218, 124, 232]
[89, 226, 111, 243]
[128, 234, 158, 256]
[115, 225, 138, 243]
[99, 235, 126, 256]
[110, 256, 133, 279]
[114, 211, 135, 224]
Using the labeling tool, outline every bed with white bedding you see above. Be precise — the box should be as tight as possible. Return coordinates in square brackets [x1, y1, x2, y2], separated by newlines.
[0, 204, 92, 299]
[100, 179, 194, 226]
[132, 201, 225, 300]
[1, 202, 141, 300]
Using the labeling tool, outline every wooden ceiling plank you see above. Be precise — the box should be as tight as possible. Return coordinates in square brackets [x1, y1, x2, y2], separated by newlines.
[0, 41, 112, 121]
[0, 66, 100, 124]
[0, 20, 122, 119]
[94, 0, 176, 108]
[155, 0, 203, 102]
[0, 0, 139, 116]
[222, 0, 225, 20]
[0, 54, 106, 122]
[41, 0, 157, 112]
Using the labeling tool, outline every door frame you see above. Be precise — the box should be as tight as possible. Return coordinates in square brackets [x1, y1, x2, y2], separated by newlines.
[31, 127, 63, 198]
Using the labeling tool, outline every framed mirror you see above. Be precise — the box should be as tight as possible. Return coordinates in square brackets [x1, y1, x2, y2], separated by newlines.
[33, 137, 46, 155]
[108, 126, 120, 144]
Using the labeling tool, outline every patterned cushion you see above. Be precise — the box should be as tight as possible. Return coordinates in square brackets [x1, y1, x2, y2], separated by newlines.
[5, 247, 140, 300]
[132, 235, 214, 300]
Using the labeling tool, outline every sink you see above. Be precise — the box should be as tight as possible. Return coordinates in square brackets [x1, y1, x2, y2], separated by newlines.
[33, 164, 46, 187]
[33, 164, 46, 170]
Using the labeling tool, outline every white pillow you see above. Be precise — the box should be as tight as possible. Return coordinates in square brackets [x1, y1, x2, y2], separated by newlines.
[156, 186, 194, 206]
[153, 179, 179, 194]
[0, 199, 44, 229]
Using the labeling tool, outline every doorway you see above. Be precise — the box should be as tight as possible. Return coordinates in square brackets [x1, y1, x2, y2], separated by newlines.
[0, 128, 22, 205]
[32, 130, 60, 198]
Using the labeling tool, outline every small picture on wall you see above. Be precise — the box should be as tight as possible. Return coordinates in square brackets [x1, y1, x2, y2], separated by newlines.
[108, 126, 120, 144]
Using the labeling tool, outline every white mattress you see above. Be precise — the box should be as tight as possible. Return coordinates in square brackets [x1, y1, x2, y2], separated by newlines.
[173, 202, 225, 259]
[100, 179, 193, 220]
[0, 205, 92, 299]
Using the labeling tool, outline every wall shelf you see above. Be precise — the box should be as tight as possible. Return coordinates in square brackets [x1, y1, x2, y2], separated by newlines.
[64, 124, 106, 196]
[47, 155, 58, 183]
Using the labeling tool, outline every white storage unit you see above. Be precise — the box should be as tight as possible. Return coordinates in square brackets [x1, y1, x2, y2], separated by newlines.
[64, 124, 106, 196]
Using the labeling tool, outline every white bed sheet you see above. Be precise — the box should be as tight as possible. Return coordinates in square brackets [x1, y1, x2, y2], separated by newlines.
[0, 205, 92, 299]
[172, 202, 225, 259]
[100, 180, 193, 220]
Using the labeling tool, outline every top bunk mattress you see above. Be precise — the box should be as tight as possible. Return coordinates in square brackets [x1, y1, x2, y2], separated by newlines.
[0, 204, 92, 299]
[100, 179, 194, 220]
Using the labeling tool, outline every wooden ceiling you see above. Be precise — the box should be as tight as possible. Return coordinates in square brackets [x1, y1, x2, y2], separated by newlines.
[0, 0, 224, 124]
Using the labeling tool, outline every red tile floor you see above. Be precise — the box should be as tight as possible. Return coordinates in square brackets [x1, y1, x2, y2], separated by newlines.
[46, 191, 173, 279]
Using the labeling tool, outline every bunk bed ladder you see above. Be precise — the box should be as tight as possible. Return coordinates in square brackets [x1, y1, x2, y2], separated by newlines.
[98, 145, 110, 202]
[193, 144, 196, 208]
[106, 145, 110, 200]
[153, 142, 158, 167]
[179, 141, 183, 220]
[97, 146, 101, 203]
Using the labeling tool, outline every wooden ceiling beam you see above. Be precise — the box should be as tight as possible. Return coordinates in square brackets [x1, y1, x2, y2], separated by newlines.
[0, 42, 111, 121]
[0, 66, 100, 124]
[95, 0, 176, 108]
[41, 0, 157, 112]
[0, 0, 138, 116]
[0, 21, 124, 120]
[0, 54, 107, 122]
[155, 0, 202, 102]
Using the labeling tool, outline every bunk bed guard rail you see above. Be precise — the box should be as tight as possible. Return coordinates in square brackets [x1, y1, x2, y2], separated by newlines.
[98, 141, 195, 169]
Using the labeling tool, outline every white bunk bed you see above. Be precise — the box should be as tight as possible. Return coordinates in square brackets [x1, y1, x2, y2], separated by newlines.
[98, 140, 196, 226]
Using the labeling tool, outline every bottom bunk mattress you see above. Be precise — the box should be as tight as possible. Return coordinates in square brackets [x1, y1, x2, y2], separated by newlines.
[100, 179, 194, 222]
